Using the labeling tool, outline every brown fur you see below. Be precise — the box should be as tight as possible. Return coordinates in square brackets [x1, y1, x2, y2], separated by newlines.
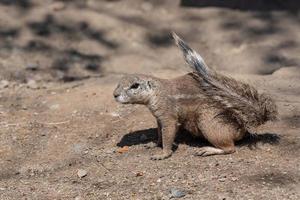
[113, 33, 277, 160]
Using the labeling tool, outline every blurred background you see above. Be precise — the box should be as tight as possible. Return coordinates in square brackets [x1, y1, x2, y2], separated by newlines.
[0, 0, 299, 84]
[0, 1, 299, 199]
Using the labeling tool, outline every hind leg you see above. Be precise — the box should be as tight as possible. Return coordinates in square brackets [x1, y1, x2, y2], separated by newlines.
[195, 146, 235, 156]
[195, 116, 244, 157]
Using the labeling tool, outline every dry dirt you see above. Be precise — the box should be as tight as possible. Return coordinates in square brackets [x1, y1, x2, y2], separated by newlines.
[0, 0, 299, 199]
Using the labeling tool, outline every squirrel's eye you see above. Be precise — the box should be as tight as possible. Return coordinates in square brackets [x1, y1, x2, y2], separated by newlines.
[130, 83, 140, 89]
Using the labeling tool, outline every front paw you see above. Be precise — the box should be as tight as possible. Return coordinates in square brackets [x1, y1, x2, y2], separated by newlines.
[150, 151, 172, 160]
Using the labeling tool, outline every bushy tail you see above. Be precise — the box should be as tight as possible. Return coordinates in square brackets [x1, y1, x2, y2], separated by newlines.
[172, 32, 278, 129]
[172, 32, 212, 78]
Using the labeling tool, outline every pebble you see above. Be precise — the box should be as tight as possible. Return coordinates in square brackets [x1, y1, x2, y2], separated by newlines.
[50, 104, 60, 110]
[0, 80, 9, 89]
[74, 196, 81, 200]
[110, 112, 120, 117]
[40, 132, 47, 136]
[231, 177, 238, 182]
[77, 169, 88, 178]
[25, 63, 39, 71]
[105, 148, 116, 154]
[218, 177, 226, 182]
[136, 172, 144, 177]
[27, 79, 39, 89]
[170, 188, 185, 198]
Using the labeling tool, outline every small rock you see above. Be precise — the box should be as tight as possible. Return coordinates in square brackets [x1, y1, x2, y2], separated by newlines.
[138, 188, 144, 193]
[27, 79, 39, 89]
[218, 177, 226, 182]
[50, 104, 60, 110]
[40, 132, 47, 136]
[26, 63, 39, 71]
[110, 112, 120, 117]
[170, 188, 185, 198]
[231, 177, 238, 182]
[77, 169, 88, 178]
[136, 172, 144, 177]
[0, 80, 9, 89]
[72, 110, 78, 114]
[74, 196, 81, 200]
[105, 148, 116, 154]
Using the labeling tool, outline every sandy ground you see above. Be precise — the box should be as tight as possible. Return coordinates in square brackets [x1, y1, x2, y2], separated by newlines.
[0, 0, 299, 199]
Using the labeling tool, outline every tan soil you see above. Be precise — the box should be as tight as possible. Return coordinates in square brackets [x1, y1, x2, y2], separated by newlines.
[0, 0, 299, 199]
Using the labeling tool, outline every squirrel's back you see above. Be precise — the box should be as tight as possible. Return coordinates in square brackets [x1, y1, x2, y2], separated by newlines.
[172, 32, 278, 130]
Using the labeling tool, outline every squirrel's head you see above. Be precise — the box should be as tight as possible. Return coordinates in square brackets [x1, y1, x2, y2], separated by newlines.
[113, 74, 156, 104]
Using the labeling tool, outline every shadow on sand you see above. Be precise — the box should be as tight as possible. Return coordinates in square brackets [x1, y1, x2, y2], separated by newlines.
[181, 0, 300, 11]
[117, 128, 281, 152]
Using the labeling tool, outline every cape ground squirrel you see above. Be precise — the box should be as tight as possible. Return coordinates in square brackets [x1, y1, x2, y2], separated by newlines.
[113, 33, 278, 160]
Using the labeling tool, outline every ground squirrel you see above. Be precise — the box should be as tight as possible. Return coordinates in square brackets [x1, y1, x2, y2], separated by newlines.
[113, 33, 278, 160]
